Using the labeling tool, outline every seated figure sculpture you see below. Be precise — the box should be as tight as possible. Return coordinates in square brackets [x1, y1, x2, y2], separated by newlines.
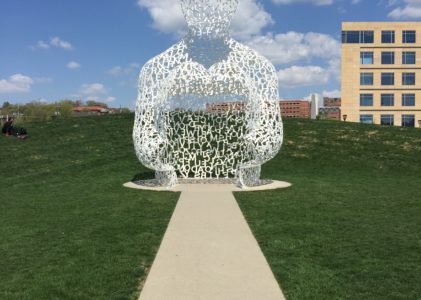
[133, 0, 283, 187]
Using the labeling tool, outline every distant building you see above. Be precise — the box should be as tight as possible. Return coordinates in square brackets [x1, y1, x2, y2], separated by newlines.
[324, 97, 342, 108]
[342, 22, 421, 127]
[319, 107, 341, 120]
[72, 106, 109, 117]
[279, 100, 311, 119]
[205, 102, 245, 113]
[319, 97, 342, 121]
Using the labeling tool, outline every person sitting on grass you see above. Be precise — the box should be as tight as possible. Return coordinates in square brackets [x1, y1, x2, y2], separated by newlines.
[12, 127, 28, 140]
[1, 118, 14, 136]
[2, 118, 28, 140]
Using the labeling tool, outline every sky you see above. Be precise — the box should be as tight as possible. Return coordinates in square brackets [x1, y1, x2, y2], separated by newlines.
[1, 0, 421, 108]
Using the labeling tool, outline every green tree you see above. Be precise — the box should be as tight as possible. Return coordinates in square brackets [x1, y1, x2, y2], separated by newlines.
[86, 100, 108, 108]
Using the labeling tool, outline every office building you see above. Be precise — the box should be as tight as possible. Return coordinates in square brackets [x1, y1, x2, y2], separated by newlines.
[342, 22, 421, 127]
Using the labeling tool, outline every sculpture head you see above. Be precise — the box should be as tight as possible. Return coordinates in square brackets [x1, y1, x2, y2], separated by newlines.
[180, 0, 238, 37]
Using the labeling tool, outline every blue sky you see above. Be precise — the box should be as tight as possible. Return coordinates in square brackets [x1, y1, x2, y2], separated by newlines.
[1, 0, 420, 108]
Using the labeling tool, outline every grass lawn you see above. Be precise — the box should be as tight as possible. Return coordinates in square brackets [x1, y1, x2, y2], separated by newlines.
[0, 114, 178, 300]
[236, 119, 421, 299]
[1, 115, 420, 299]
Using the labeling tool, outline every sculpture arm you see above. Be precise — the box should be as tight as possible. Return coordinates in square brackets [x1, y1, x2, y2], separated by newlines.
[245, 61, 283, 165]
[133, 65, 169, 171]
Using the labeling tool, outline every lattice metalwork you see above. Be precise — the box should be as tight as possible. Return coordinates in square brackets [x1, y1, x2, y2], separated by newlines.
[133, 0, 283, 188]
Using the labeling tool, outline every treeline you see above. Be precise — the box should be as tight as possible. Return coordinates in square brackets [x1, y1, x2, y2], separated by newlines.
[0, 100, 129, 122]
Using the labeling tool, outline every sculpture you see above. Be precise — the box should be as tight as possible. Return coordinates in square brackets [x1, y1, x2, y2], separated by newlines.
[133, 0, 283, 188]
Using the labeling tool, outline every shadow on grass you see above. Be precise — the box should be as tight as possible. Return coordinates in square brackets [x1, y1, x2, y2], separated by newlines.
[131, 171, 155, 182]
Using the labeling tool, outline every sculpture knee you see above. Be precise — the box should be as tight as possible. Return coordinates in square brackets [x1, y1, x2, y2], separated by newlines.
[236, 164, 261, 188]
[155, 168, 178, 188]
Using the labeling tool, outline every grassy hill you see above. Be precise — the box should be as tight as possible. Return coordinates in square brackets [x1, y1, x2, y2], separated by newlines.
[237, 119, 421, 299]
[0, 114, 178, 300]
[1, 114, 420, 299]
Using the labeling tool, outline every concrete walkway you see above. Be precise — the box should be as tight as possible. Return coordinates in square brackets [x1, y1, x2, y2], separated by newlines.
[125, 182, 290, 300]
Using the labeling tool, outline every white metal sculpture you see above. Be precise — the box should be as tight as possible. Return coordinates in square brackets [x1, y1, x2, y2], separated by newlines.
[133, 0, 283, 188]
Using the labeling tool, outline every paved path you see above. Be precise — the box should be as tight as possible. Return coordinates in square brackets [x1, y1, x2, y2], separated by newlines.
[134, 183, 288, 300]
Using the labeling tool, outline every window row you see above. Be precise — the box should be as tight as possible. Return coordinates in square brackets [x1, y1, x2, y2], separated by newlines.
[360, 72, 416, 86]
[360, 93, 416, 106]
[360, 114, 416, 127]
[382, 30, 416, 44]
[342, 31, 374, 43]
[360, 51, 416, 65]
[342, 30, 416, 44]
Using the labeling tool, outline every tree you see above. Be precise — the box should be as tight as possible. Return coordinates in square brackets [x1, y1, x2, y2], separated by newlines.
[57, 100, 74, 118]
[86, 100, 108, 108]
[2, 101, 10, 109]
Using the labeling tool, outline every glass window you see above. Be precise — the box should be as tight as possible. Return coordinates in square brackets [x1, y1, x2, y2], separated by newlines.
[360, 52, 374, 64]
[342, 31, 374, 43]
[361, 31, 374, 43]
[403, 30, 416, 43]
[360, 115, 373, 124]
[381, 115, 394, 126]
[402, 52, 416, 64]
[360, 73, 374, 85]
[381, 73, 394, 85]
[342, 31, 360, 43]
[381, 94, 394, 106]
[402, 73, 416, 85]
[402, 115, 415, 127]
[382, 31, 395, 43]
[402, 94, 416, 106]
[381, 52, 395, 64]
[360, 94, 373, 106]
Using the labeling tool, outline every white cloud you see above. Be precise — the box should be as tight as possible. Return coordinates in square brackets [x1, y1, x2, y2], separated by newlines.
[245, 31, 342, 88]
[322, 89, 341, 98]
[230, 0, 274, 40]
[276, 55, 341, 89]
[277, 65, 330, 88]
[76, 83, 116, 103]
[107, 63, 140, 76]
[107, 66, 124, 76]
[245, 31, 340, 65]
[31, 37, 74, 50]
[50, 37, 73, 50]
[272, 0, 333, 5]
[0, 74, 34, 93]
[105, 96, 116, 103]
[67, 61, 81, 70]
[389, 0, 421, 19]
[36, 40, 50, 49]
[327, 57, 341, 82]
[137, 0, 187, 36]
[79, 83, 107, 95]
[137, 0, 273, 39]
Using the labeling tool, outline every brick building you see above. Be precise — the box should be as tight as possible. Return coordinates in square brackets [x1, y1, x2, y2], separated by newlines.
[324, 97, 342, 108]
[319, 107, 341, 120]
[319, 97, 342, 121]
[279, 100, 311, 119]
[205, 102, 245, 113]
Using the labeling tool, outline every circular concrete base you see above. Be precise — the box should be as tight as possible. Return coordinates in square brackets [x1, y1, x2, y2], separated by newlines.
[123, 179, 292, 192]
